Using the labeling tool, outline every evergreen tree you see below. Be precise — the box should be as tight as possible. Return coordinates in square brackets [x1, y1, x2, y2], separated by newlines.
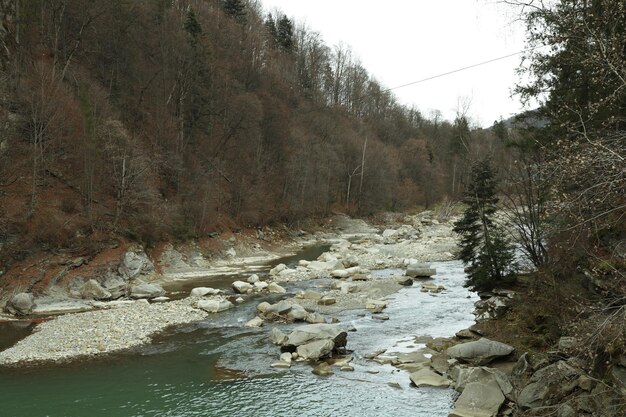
[453, 158, 516, 292]
[276, 15, 294, 52]
[184, 9, 202, 42]
[222, 0, 246, 22]
[517, 0, 626, 135]
[264, 13, 278, 43]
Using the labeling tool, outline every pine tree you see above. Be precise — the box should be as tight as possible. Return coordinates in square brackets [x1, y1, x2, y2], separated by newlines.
[264, 13, 278, 43]
[276, 15, 294, 52]
[453, 158, 516, 292]
[222, 0, 246, 22]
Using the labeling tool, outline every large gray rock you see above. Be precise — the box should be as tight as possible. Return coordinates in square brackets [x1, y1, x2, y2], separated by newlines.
[446, 338, 514, 365]
[5, 292, 35, 315]
[232, 281, 253, 294]
[267, 283, 286, 294]
[312, 362, 333, 376]
[286, 304, 309, 322]
[285, 323, 347, 348]
[449, 381, 505, 417]
[405, 263, 436, 278]
[297, 339, 335, 360]
[518, 361, 580, 410]
[119, 251, 154, 279]
[265, 300, 294, 316]
[268, 328, 288, 345]
[130, 283, 165, 299]
[190, 287, 221, 297]
[366, 299, 387, 313]
[79, 279, 112, 300]
[196, 298, 234, 313]
[409, 368, 450, 387]
[67, 276, 87, 298]
[453, 366, 514, 401]
[244, 316, 264, 328]
[102, 276, 127, 299]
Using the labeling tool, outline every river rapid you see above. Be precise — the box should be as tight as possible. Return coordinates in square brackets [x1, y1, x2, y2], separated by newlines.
[0, 256, 477, 417]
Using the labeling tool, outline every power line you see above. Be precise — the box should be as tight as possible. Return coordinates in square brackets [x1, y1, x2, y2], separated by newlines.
[381, 47, 541, 94]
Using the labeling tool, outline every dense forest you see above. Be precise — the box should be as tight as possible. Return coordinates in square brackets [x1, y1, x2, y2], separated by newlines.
[0, 0, 506, 262]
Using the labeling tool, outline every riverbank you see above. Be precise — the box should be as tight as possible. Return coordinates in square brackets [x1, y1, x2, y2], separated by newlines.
[0, 209, 461, 366]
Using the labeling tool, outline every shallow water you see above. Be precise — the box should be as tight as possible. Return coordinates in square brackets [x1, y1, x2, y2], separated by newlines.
[0, 260, 477, 417]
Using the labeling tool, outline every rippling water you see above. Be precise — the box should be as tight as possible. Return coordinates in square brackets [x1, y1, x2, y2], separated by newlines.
[0, 260, 477, 417]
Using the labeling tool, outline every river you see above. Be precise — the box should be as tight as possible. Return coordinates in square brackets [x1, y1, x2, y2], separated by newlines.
[0, 255, 477, 417]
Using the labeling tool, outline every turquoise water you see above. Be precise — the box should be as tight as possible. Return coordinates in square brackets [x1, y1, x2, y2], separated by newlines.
[0, 261, 477, 417]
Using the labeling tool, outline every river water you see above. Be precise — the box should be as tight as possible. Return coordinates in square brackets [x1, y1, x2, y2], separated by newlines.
[0, 258, 477, 417]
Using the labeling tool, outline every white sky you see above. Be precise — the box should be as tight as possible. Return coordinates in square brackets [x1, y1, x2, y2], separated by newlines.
[259, 0, 528, 127]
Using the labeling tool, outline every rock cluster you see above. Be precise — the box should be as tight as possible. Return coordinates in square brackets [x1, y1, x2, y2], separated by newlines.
[269, 323, 348, 367]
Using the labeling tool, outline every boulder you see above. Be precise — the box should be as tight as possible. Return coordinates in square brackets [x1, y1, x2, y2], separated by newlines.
[421, 283, 446, 293]
[318, 297, 336, 306]
[406, 263, 436, 278]
[247, 274, 260, 283]
[333, 281, 358, 294]
[5, 292, 35, 315]
[265, 300, 293, 315]
[190, 287, 221, 297]
[267, 283, 286, 294]
[270, 361, 291, 369]
[245, 316, 264, 328]
[453, 366, 514, 400]
[286, 304, 309, 322]
[67, 276, 87, 297]
[312, 362, 333, 376]
[342, 255, 359, 268]
[269, 263, 287, 276]
[305, 312, 326, 324]
[130, 283, 165, 299]
[352, 274, 369, 281]
[285, 323, 347, 348]
[455, 329, 478, 339]
[119, 251, 154, 279]
[297, 339, 335, 360]
[298, 290, 322, 300]
[254, 281, 269, 291]
[225, 248, 236, 257]
[79, 279, 112, 300]
[446, 338, 514, 365]
[409, 368, 450, 388]
[280, 352, 293, 364]
[449, 381, 506, 417]
[232, 281, 253, 294]
[308, 260, 344, 272]
[396, 277, 414, 286]
[102, 276, 127, 299]
[366, 299, 387, 313]
[330, 269, 350, 278]
[382, 229, 398, 238]
[196, 298, 234, 313]
[256, 301, 271, 313]
[268, 328, 288, 345]
[518, 361, 581, 410]
[278, 268, 296, 277]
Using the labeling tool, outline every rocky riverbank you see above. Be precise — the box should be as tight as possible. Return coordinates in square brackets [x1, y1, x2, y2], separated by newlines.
[0, 210, 461, 366]
[0, 299, 208, 365]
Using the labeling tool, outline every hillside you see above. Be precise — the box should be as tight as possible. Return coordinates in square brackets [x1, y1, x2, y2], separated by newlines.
[0, 0, 509, 276]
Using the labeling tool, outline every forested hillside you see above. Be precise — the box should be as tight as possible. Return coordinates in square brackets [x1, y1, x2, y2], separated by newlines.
[0, 0, 505, 264]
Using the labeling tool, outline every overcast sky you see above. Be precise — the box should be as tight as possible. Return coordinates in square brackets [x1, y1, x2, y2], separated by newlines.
[260, 0, 527, 127]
